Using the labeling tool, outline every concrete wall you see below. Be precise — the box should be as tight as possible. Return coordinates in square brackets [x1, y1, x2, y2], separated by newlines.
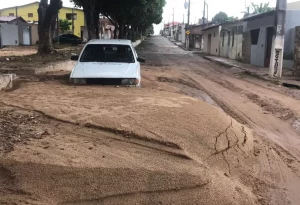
[284, 10, 300, 58]
[219, 25, 243, 60]
[242, 31, 251, 63]
[244, 14, 274, 67]
[203, 26, 221, 55]
[287, 1, 300, 10]
[0, 23, 19, 47]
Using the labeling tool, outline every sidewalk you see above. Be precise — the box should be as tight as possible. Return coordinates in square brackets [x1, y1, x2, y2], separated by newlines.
[202, 55, 300, 89]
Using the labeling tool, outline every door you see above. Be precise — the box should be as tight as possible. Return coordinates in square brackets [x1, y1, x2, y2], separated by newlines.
[226, 31, 230, 57]
[208, 34, 212, 54]
[22, 26, 30, 45]
[265, 27, 274, 67]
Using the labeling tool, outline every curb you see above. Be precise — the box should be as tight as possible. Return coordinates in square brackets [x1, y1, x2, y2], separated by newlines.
[202, 55, 283, 85]
[202, 56, 241, 69]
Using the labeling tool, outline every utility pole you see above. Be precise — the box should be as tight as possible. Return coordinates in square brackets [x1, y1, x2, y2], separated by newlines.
[269, 0, 287, 78]
[206, 3, 208, 27]
[72, 8, 75, 34]
[187, 0, 191, 49]
[187, 0, 190, 27]
[173, 8, 175, 39]
[203, 0, 206, 25]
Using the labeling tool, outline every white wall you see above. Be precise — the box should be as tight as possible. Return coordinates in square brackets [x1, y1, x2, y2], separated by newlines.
[250, 28, 267, 67]
[0, 23, 19, 47]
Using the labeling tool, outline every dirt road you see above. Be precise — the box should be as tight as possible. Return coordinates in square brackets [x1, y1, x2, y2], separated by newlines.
[0, 36, 300, 205]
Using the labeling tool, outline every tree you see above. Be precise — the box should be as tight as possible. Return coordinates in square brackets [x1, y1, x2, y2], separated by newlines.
[37, 0, 62, 54]
[59, 19, 72, 32]
[146, 25, 154, 35]
[70, 0, 165, 40]
[251, 2, 274, 14]
[212, 12, 228, 24]
[71, 0, 101, 40]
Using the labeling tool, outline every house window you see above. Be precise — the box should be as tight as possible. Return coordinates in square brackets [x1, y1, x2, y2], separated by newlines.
[28, 13, 33, 18]
[232, 30, 235, 47]
[66, 13, 77, 20]
[222, 32, 225, 47]
[227, 31, 230, 46]
[251, 29, 260, 45]
[9, 13, 14, 16]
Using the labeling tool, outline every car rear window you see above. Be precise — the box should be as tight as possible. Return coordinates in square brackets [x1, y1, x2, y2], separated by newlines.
[80, 44, 135, 63]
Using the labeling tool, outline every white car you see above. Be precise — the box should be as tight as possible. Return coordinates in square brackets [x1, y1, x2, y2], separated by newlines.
[70, 39, 145, 86]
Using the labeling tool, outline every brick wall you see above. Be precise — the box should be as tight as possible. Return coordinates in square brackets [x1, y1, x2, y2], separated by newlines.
[242, 31, 251, 63]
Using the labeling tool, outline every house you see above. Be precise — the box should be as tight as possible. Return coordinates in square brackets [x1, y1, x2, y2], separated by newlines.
[219, 21, 243, 60]
[81, 17, 117, 41]
[202, 24, 221, 56]
[176, 24, 186, 44]
[0, 1, 84, 38]
[0, 16, 31, 45]
[242, 10, 300, 68]
[189, 22, 213, 49]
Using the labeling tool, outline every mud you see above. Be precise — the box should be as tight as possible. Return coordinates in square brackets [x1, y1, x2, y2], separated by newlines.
[0, 36, 300, 205]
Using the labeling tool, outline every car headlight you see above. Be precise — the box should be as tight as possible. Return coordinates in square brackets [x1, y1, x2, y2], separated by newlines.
[121, 78, 139, 85]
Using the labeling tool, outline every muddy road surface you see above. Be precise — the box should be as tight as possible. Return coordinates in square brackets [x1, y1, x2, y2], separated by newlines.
[0, 36, 300, 205]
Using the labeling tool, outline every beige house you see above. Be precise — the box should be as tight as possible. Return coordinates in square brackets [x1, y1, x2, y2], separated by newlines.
[202, 25, 221, 56]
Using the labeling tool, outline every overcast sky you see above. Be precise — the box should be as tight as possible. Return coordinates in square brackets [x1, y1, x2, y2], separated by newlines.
[1, 0, 298, 34]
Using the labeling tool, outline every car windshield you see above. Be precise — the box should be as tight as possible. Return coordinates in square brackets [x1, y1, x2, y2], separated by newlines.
[80, 44, 135, 63]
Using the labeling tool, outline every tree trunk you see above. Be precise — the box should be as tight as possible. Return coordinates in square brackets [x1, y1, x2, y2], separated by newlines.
[37, 0, 62, 55]
[82, 1, 100, 40]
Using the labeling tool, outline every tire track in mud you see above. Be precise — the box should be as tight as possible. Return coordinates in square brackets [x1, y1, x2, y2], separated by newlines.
[60, 181, 211, 205]
[188, 61, 297, 124]
[149, 64, 300, 180]
[0, 102, 192, 161]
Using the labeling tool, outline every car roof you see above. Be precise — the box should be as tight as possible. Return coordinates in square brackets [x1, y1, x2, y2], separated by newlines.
[87, 39, 132, 45]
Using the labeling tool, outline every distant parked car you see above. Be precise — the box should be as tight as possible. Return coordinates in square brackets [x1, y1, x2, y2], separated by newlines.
[53, 34, 82, 45]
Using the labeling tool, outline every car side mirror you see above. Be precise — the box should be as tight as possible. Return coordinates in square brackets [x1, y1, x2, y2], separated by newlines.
[71, 55, 79, 61]
[137, 57, 146, 63]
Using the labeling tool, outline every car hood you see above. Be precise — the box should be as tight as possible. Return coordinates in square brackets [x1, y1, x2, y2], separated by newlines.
[70, 62, 139, 78]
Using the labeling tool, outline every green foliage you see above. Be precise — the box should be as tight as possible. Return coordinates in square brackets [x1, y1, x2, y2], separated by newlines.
[212, 12, 237, 24]
[251, 2, 274, 14]
[146, 25, 154, 34]
[70, 0, 165, 37]
[59, 19, 72, 32]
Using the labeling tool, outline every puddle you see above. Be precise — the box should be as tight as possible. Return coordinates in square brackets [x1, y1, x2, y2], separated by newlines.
[282, 83, 300, 89]
[177, 84, 218, 107]
[292, 119, 300, 132]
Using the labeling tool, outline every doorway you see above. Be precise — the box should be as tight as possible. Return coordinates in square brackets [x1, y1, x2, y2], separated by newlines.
[208, 34, 212, 54]
[265, 27, 274, 67]
[22, 26, 30, 45]
[227, 31, 231, 57]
